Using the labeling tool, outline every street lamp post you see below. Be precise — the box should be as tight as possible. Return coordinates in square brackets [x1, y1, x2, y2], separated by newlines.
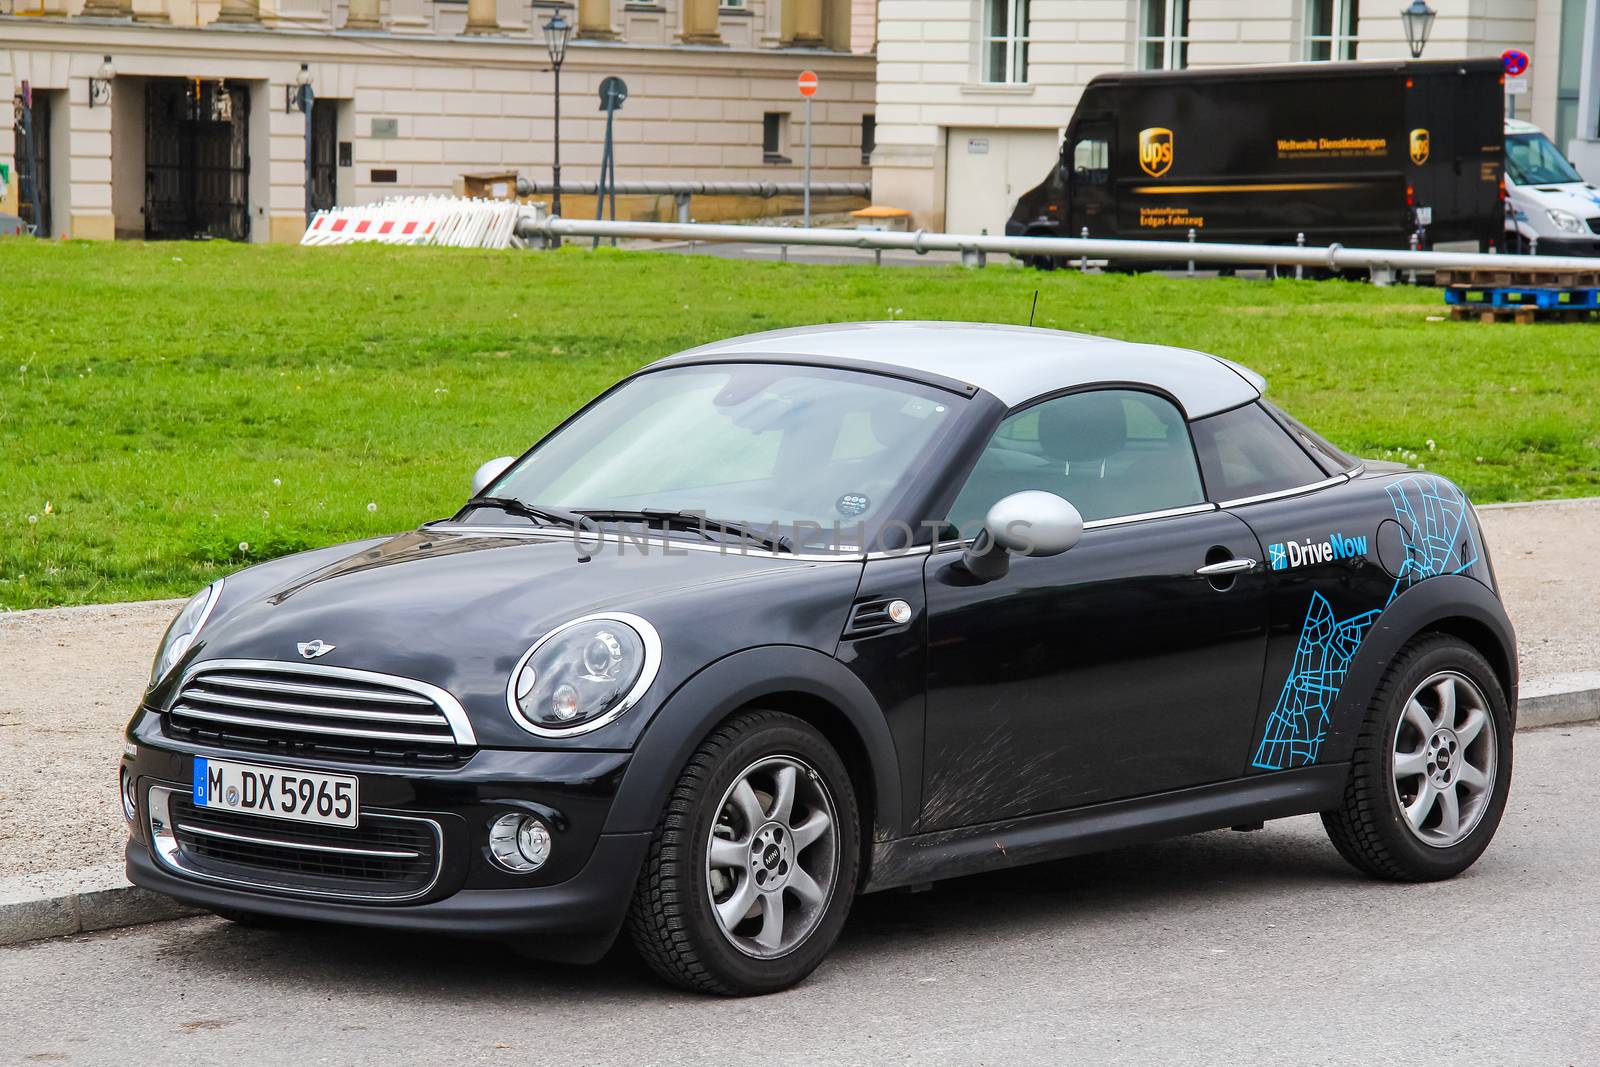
[544, 11, 572, 239]
[1400, 1, 1436, 60]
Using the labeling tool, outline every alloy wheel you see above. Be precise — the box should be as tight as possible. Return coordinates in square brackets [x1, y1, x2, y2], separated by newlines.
[1391, 670, 1498, 848]
[706, 755, 839, 959]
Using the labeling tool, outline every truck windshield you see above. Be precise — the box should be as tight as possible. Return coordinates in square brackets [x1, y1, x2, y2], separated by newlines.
[485, 363, 964, 552]
[1506, 133, 1584, 186]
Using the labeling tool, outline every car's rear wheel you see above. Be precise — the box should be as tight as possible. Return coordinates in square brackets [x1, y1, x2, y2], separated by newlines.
[1322, 634, 1512, 881]
[626, 710, 860, 995]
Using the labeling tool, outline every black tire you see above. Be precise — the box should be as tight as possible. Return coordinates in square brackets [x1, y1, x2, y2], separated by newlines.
[626, 710, 861, 995]
[1321, 633, 1513, 882]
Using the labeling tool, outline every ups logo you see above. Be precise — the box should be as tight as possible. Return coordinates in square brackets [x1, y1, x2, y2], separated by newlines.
[1410, 128, 1430, 165]
[1139, 127, 1174, 178]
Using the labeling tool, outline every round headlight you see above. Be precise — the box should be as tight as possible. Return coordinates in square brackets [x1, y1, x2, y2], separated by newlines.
[506, 613, 661, 737]
[150, 579, 224, 686]
[488, 813, 552, 873]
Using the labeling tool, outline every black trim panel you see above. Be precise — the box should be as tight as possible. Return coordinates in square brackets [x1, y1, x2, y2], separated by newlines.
[863, 764, 1348, 891]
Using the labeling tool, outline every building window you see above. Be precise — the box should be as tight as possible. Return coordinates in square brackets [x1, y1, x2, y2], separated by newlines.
[1554, 0, 1586, 150]
[982, 0, 1030, 84]
[1138, 0, 1189, 70]
[861, 114, 876, 165]
[1305, 0, 1358, 61]
[763, 112, 791, 164]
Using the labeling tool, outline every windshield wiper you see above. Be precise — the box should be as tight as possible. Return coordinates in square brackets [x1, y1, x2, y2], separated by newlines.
[461, 496, 590, 530]
[574, 508, 794, 554]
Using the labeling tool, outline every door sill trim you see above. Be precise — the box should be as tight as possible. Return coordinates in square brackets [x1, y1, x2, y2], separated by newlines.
[862, 764, 1348, 892]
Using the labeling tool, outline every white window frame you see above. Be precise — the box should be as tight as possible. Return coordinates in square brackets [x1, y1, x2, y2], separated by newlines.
[1304, 0, 1359, 61]
[981, 0, 1031, 84]
[1137, 0, 1189, 70]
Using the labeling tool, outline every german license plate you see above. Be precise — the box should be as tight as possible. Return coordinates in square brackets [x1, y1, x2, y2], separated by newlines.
[192, 757, 358, 828]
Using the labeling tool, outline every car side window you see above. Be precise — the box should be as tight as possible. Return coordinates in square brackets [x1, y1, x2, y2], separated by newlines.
[944, 389, 1205, 537]
[1190, 402, 1329, 501]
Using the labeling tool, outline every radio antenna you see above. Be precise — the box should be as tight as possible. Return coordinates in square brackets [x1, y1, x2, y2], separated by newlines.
[1027, 290, 1039, 327]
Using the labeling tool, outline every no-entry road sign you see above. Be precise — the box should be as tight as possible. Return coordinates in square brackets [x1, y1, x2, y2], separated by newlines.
[798, 70, 819, 97]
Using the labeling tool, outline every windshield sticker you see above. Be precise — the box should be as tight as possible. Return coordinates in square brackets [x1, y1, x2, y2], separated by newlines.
[836, 493, 870, 517]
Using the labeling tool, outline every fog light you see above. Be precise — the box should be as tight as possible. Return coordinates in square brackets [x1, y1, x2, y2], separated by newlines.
[120, 766, 137, 824]
[489, 813, 552, 872]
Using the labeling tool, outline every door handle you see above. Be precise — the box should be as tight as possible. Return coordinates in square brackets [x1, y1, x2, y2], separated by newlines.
[1196, 558, 1257, 577]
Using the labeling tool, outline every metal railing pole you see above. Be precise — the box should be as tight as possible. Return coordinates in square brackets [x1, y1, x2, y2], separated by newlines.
[1187, 228, 1196, 276]
[1295, 233, 1305, 280]
[514, 216, 1600, 275]
[1080, 227, 1089, 272]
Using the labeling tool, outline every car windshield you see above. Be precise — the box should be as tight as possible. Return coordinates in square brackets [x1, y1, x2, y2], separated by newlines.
[484, 363, 963, 552]
[1506, 132, 1584, 186]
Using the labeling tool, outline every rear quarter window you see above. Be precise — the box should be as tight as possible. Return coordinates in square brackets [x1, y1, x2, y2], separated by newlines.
[1260, 401, 1360, 476]
[1191, 402, 1329, 502]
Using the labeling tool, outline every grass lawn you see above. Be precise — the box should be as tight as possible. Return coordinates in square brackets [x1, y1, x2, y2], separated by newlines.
[1, 239, 1596, 609]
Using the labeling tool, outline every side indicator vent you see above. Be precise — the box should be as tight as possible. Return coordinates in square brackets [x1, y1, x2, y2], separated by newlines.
[844, 598, 913, 639]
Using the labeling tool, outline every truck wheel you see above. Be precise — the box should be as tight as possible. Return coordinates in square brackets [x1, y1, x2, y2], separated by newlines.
[627, 711, 860, 995]
[1321, 634, 1512, 882]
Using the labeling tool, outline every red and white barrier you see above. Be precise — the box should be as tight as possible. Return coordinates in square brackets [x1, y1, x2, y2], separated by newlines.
[300, 196, 524, 249]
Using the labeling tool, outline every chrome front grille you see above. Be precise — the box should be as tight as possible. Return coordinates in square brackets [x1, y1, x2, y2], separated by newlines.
[148, 786, 442, 902]
[165, 659, 476, 765]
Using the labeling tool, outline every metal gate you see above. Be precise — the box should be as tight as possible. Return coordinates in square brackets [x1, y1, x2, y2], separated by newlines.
[11, 86, 52, 236]
[310, 98, 338, 213]
[144, 79, 251, 241]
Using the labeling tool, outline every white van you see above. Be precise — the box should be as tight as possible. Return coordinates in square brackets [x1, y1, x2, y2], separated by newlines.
[1504, 118, 1600, 255]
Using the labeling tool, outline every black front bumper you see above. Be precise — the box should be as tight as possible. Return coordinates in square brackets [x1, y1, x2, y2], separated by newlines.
[1522, 234, 1600, 256]
[122, 712, 651, 962]
[125, 832, 649, 961]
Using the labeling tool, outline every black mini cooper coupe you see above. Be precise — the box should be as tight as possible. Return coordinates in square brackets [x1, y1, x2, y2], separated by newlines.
[123, 322, 1516, 995]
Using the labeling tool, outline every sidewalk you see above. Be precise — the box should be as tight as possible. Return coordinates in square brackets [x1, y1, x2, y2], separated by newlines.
[1, 499, 1596, 936]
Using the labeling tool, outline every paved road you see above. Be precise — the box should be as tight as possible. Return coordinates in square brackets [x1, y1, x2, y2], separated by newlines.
[5, 722, 1596, 1066]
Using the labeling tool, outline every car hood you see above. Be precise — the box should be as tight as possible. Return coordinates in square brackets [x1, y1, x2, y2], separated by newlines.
[1513, 181, 1600, 218]
[161, 527, 865, 748]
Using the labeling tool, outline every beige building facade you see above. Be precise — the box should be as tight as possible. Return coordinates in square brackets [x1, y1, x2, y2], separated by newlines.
[2, 0, 876, 240]
[873, 0, 1600, 233]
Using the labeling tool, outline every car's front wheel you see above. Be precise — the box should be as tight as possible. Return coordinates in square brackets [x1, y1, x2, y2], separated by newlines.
[626, 710, 860, 995]
[1322, 634, 1513, 881]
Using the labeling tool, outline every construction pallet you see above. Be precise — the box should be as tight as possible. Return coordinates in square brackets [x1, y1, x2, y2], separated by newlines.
[1443, 285, 1600, 310]
[1434, 267, 1600, 288]
[1447, 305, 1600, 324]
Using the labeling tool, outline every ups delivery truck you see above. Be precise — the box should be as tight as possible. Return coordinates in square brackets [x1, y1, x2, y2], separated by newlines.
[1006, 58, 1505, 264]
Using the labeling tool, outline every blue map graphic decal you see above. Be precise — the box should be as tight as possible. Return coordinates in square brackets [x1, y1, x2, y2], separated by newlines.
[1251, 475, 1480, 771]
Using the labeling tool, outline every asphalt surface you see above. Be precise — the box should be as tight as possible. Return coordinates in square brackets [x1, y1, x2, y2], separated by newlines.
[5, 721, 1596, 1066]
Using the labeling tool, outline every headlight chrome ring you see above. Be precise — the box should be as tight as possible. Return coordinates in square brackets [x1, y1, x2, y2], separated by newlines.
[504, 612, 662, 738]
[150, 578, 224, 687]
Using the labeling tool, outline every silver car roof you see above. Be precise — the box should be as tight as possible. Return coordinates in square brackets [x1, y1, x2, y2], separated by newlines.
[652, 321, 1264, 418]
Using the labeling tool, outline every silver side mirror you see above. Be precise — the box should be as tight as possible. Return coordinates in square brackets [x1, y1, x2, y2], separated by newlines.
[471, 456, 516, 497]
[961, 491, 1084, 581]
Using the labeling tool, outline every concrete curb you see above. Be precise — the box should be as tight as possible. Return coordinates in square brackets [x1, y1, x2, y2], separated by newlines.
[2, 685, 1595, 951]
[1520, 673, 1600, 729]
[0, 864, 201, 948]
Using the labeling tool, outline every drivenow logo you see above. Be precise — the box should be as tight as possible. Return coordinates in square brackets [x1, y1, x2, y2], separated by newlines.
[1268, 531, 1368, 572]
